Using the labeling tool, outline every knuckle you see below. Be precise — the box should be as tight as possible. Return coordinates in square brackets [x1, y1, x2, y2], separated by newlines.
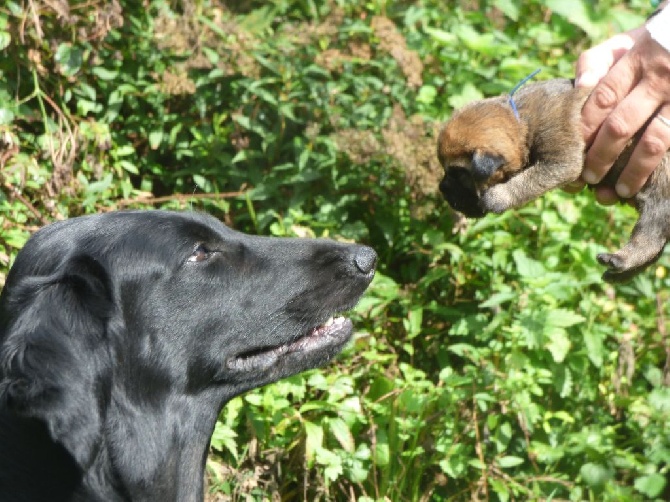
[603, 114, 631, 140]
[591, 83, 619, 109]
[639, 133, 667, 158]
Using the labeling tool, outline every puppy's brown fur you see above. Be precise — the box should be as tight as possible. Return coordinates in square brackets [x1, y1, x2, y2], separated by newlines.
[437, 78, 670, 282]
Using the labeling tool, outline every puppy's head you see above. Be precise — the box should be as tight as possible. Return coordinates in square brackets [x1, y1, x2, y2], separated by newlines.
[437, 99, 528, 217]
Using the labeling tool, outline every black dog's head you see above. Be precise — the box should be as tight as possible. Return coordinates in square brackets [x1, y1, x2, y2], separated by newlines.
[0, 211, 375, 478]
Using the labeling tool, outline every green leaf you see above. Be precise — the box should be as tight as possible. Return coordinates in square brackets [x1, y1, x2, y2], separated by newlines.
[0, 31, 10, 51]
[55, 43, 83, 77]
[440, 453, 467, 478]
[583, 329, 604, 368]
[479, 292, 517, 309]
[512, 249, 546, 278]
[448, 343, 480, 359]
[114, 145, 135, 157]
[497, 456, 524, 468]
[403, 307, 423, 339]
[545, 0, 602, 39]
[468, 459, 486, 470]
[92, 67, 118, 80]
[489, 478, 510, 502]
[84, 173, 113, 194]
[118, 160, 139, 175]
[416, 85, 437, 105]
[493, 0, 519, 21]
[304, 421, 324, 463]
[447, 82, 484, 110]
[580, 462, 613, 488]
[77, 99, 102, 116]
[373, 428, 390, 466]
[347, 447, 370, 482]
[544, 309, 585, 328]
[634, 473, 666, 498]
[328, 417, 354, 453]
[649, 387, 670, 413]
[545, 328, 571, 363]
[453, 25, 512, 56]
[0, 107, 14, 125]
[315, 448, 343, 482]
[210, 422, 238, 460]
[244, 393, 262, 406]
[149, 130, 163, 150]
[423, 26, 457, 45]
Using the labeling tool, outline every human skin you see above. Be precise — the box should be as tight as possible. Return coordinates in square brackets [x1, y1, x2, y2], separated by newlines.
[569, 3, 670, 205]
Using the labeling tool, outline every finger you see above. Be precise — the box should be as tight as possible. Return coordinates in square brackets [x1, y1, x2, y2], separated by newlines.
[615, 107, 670, 198]
[593, 186, 619, 205]
[580, 56, 640, 149]
[575, 31, 639, 89]
[583, 82, 660, 184]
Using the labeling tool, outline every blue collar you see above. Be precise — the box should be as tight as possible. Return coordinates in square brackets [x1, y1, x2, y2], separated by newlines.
[507, 69, 542, 120]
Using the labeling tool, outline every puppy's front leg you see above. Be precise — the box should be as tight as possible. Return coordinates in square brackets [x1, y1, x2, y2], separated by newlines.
[481, 156, 583, 213]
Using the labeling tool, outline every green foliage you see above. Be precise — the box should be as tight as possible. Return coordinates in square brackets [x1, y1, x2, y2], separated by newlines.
[1, 0, 669, 500]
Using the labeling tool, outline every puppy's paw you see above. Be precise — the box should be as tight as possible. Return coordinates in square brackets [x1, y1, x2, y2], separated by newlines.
[602, 269, 638, 283]
[481, 186, 514, 214]
[597, 252, 644, 283]
[596, 252, 623, 270]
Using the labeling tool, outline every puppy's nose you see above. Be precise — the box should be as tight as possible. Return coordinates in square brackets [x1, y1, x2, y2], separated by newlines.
[353, 246, 377, 275]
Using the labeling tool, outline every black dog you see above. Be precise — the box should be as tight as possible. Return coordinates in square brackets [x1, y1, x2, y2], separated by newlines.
[0, 210, 376, 501]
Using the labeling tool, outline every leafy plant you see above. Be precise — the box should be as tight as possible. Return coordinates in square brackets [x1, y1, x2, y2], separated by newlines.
[1, 0, 668, 500]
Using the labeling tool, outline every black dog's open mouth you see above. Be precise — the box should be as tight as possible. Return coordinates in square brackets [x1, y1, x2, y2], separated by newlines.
[227, 315, 353, 373]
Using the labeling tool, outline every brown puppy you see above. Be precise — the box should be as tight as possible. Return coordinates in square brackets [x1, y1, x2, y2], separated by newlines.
[437, 78, 670, 282]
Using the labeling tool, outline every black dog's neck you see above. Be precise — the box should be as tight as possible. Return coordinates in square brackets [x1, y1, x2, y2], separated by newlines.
[0, 393, 225, 502]
[96, 386, 229, 502]
[0, 413, 82, 502]
[99, 391, 223, 501]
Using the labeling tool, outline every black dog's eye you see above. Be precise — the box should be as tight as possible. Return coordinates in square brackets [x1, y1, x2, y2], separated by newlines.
[188, 244, 211, 263]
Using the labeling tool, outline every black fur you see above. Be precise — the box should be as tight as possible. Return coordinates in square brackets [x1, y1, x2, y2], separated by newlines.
[471, 151, 505, 182]
[439, 168, 486, 217]
[0, 210, 376, 501]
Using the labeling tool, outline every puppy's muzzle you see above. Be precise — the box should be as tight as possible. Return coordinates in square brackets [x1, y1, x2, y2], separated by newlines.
[439, 152, 506, 218]
[439, 169, 486, 218]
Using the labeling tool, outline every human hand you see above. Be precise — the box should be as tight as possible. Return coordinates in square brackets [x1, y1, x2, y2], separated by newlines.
[571, 8, 670, 205]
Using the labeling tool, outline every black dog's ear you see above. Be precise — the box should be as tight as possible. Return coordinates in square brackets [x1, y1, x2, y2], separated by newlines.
[0, 254, 114, 469]
[471, 151, 506, 181]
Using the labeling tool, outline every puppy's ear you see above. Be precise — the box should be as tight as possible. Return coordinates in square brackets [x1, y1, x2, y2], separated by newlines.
[0, 254, 114, 469]
[471, 150, 506, 181]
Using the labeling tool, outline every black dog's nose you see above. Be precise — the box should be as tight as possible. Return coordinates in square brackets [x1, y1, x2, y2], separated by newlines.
[354, 246, 377, 275]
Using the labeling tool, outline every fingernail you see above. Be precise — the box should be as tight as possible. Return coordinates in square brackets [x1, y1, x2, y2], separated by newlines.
[615, 182, 631, 198]
[582, 169, 599, 184]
